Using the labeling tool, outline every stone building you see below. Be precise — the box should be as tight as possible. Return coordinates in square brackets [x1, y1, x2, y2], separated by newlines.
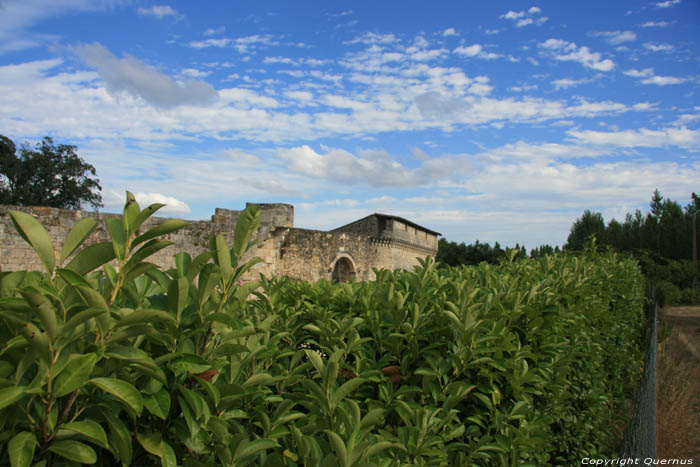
[0, 203, 440, 282]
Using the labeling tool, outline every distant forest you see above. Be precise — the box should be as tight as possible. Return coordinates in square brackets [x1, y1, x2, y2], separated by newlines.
[437, 190, 700, 305]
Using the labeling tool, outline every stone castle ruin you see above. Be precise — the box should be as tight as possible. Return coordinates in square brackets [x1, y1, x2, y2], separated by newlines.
[0, 203, 440, 282]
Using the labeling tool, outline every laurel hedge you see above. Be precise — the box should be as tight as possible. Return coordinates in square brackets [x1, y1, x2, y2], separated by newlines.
[0, 194, 646, 466]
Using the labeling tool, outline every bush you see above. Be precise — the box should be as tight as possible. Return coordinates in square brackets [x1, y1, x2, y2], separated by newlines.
[0, 195, 647, 466]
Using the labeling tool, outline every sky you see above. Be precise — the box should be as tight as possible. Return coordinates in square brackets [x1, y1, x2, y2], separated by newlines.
[1, 0, 699, 248]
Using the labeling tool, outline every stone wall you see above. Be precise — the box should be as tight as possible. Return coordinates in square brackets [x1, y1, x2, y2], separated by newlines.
[0, 203, 437, 283]
[0, 204, 293, 278]
[277, 228, 379, 281]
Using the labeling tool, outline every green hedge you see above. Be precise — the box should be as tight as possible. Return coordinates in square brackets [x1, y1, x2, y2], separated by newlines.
[0, 194, 647, 466]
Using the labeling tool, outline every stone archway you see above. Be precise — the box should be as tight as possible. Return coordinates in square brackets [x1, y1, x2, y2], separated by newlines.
[331, 254, 356, 282]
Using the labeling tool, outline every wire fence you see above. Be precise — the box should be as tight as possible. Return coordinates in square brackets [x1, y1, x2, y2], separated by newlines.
[622, 288, 658, 458]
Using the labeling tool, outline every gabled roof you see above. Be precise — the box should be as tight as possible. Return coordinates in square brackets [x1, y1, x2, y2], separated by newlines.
[333, 213, 441, 236]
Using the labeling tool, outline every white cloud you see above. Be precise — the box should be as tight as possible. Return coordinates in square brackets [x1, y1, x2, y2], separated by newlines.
[73, 42, 218, 108]
[204, 26, 225, 36]
[224, 149, 261, 166]
[539, 39, 614, 71]
[590, 30, 637, 45]
[625, 68, 687, 85]
[500, 6, 546, 27]
[643, 42, 673, 52]
[180, 68, 210, 78]
[656, 0, 680, 7]
[0, 0, 129, 52]
[501, 10, 526, 20]
[103, 190, 190, 213]
[552, 78, 591, 89]
[453, 44, 500, 59]
[442, 28, 457, 37]
[641, 75, 687, 85]
[640, 21, 670, 27]
[345, 32, 398, 45]
[285, 90, 314, 103]
[568, 126, 700, 149]
[277, 145, 467, 187]
[189, 38, 231, 49]
[137, 5, 183, 20]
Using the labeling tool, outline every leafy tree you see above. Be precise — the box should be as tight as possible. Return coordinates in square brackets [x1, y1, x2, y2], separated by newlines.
[564, 210, 606, 251]
[0, 135, 102, 210]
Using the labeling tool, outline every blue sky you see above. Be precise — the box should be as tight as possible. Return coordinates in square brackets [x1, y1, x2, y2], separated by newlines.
[1, 0, 698, 248]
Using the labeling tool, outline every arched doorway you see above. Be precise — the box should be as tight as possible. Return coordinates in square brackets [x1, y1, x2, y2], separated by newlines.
[332, 255, 356, 282]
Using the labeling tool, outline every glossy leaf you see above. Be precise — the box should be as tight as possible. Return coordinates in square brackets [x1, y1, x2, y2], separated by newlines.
[89, 378, 143, 416]
[59, 217, 97, 265]
[8, 431, 37, 467]
[9, 210, 55, 274]
[60, 420, 109, 449]
[48, 440, 97, 464]
[53, 353, 98, 397]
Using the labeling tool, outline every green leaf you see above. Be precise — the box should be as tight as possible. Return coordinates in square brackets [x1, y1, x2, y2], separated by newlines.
[235, 439, 279, 461]
[20, 289, 57, 342]
[169, 354, 211, 375]
[175, 252, 191, 278]
[60, 308, 107, 340]
[233, 205, 261, 261]
[1, 271, 27, 297]
[105, 217, 126, 261]
[53, 353, 98, 397]
[325, 431, 348, 467]
[65, 242, 116, 275]
[132, 219, 189, 248]
[17, 320, 52, 365]
[89, 378, 143, 416]
[122, 192, 140, 236]
[0, 386, 26, 411]
[113, 308, 175, 328]
[48, 440, 97, 464]
[241, 373, 274, 389]
[363, 441, 404, 459]
[332, 378, 366, 408]
[167, 276, 189, 322]
[124, 240, 173, 272]
[194, 375, 220, 407]
[304, 349, 325, 375]
[60, 420, 109, 449]
[101, 409, 132, 465]
[143, 388, 171, 420]
[214, 235, 232, 283]
[8, 431, 37, 467]
[132, 203, 166, 235]
[9, 210, 55, 274]
[59, 218, 97, 265]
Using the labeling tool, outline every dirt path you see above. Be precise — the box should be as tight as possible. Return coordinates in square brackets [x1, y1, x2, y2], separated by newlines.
[657, 306, 700, 462]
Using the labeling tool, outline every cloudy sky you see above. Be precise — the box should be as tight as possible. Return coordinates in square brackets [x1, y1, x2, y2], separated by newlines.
[1, 0, 698, 248]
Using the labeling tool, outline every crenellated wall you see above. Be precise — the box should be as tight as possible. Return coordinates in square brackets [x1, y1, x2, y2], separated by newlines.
[0, 203, 437, 282]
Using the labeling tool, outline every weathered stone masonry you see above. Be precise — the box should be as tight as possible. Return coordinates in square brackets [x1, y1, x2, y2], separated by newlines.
[0, 203, 440, 282]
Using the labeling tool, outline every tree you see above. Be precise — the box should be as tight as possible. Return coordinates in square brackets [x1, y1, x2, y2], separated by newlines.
[564, 210, 605, 251]
[0, 135, 102, 210]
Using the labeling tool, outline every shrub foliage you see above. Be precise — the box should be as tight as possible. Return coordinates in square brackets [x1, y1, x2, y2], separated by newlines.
[0, 194, 646, 466]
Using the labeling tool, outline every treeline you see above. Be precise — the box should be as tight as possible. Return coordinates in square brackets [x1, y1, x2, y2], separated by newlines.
[436, 239, 560, 267]
[437, 190, 699, 305]
[564, 190, 699, 305]
[564, 190, 700, 261]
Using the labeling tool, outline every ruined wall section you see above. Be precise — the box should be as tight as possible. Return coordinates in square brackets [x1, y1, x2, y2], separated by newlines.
[0, 204, 294, 278]
[278, 228, 385, 282]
